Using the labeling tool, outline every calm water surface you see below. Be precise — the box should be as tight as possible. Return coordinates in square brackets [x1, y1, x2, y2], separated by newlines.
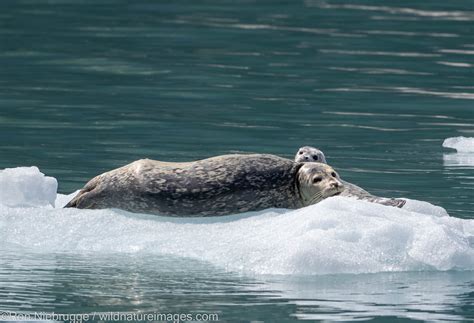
[1, 252, 473, 322]
[1, 0, 473, 321]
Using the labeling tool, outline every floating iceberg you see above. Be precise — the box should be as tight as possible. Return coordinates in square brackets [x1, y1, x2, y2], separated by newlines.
[443, 136, 474, 153]
[443, 137, 474, 167]
[0, 167, 473, 275]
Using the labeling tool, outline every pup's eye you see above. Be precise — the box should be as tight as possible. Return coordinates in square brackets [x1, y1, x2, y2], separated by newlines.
[298, 151, 303, 155]
[312, 155, 318, 161]
[331, 172, 337, 178]
[313, 177, 322, 183]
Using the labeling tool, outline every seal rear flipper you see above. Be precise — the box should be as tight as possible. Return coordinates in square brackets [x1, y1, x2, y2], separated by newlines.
[64, 197, 77, 208]
[63, 177, 100, 209]
[378, 198, 406, 208]
[64, 188, 96, 208]
[64, 190, 86, 208]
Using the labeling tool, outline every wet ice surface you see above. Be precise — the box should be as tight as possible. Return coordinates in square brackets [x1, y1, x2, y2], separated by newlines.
[0, 167, 472, 276]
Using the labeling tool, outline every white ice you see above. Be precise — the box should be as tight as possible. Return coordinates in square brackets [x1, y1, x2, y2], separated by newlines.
[0, 166, 57, 208]
[0, 167, 473, 275]
[443, 136, 474, 153]
[443, 136, 474, 167]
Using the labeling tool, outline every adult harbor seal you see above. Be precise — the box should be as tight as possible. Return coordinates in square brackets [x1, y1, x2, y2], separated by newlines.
[65, 154, 344, 216]
[294, 146, 406, 208]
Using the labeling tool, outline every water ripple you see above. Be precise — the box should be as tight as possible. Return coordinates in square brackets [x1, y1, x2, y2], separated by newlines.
[307, 2, 474, 21]
[329, 67, 432, 75]
[439, 49, 474, 55]
[322, 87, 474, 100]
[320, 49, 441, 58]
[387, 87, 474, 100]
[362, 30, 459, 38]
[323, 111, 454, 119]
[437, 61, 472, 67]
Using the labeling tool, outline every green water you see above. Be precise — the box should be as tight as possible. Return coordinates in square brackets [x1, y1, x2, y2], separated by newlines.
[1, 0, 473, 321]
[1, 252, 473, 322]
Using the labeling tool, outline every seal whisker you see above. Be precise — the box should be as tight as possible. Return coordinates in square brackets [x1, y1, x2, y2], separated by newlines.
[309, 192, 323, 205]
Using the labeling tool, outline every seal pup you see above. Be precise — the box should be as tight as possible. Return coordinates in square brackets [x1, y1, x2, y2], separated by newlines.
[65, 154, 344, 216]
[294, 146, 406, 208]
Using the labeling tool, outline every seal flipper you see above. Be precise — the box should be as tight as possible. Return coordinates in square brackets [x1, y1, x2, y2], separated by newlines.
[64, 189, 92, 208]
[64, 196, 78, 208]
[64, 177, 100, 209]
[377, 198, 406, 208]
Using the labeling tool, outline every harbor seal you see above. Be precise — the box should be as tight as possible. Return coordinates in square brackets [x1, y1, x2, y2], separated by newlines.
[294, 146, 406, 208]
[65, 154, 344, 216]
[295, 146, 327, 163]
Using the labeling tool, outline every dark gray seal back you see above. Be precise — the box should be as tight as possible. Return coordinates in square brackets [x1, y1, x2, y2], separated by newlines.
[65, 154, 304, 216]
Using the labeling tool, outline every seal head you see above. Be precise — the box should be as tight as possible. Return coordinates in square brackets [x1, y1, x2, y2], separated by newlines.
[297, 163, 343, 206]
[295, 146, 327, 163]
[294, 146, 406, 208]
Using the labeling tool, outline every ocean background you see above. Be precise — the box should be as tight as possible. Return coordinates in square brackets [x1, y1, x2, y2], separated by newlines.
[1, 0, 473, 321]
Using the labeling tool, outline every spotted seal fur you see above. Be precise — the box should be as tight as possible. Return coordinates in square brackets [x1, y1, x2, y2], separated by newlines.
[65, 154, 344, 216]
[295, 146, 406, 208]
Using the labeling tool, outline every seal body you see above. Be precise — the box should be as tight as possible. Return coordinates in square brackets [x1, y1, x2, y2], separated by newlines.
[295, 146, 406, 208]
[65, 154, 343, 216]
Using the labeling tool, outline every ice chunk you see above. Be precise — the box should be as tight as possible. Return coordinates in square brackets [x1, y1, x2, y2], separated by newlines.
[0, 166, 58, 207]
[443, 136, 474, 153]
[0, 195, 472, 275]
[443, 137, 474, 166]
[0, 166, 472, 275]
[402, 198, 449, 217]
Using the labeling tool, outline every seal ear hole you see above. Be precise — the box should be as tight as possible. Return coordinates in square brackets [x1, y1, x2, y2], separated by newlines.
[331, 172, 337, 178]
[313, 177, 322, 184]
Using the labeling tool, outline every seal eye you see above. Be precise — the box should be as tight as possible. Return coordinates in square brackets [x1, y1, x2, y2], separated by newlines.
[312, 155, 318, 161]
[313, 177, 322, 184]
[331, 172, 337, 178]
[298, 151, 303, 155]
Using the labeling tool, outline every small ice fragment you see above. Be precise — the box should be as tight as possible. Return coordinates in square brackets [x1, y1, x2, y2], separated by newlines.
[0, 166, 58, 207]
[443, 136, 474, 153]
